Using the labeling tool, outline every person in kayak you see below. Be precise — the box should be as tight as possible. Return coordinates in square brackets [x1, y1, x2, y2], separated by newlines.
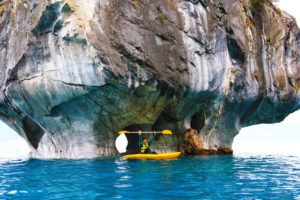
[138, 131, 157, 154]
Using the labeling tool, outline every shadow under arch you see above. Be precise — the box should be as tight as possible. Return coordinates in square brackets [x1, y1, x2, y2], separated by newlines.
[122, 124, 152, 154]
[190, 111, 205, 133]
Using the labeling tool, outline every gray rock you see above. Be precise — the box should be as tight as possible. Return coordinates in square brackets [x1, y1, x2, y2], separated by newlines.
[0, 0, 299, 158]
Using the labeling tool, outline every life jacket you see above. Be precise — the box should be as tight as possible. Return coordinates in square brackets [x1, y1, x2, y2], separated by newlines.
[141, 143, 149, 153]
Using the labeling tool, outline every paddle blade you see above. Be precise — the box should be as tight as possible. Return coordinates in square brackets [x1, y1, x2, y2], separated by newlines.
[118, 130, 130, 134]
[115, 134, 128, 153]
[162, 130, 172, 135]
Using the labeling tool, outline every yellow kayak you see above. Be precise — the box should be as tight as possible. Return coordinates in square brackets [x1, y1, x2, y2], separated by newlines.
[123, 152, 181, 160]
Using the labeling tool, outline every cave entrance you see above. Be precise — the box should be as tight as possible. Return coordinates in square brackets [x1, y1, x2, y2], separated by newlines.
[0, 120, 30, 159]
[190, 111, 205, 133]
[122, 124, 152, 154]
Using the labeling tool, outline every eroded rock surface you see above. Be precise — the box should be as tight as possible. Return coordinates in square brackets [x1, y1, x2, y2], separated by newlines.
[0, 0, 299, 158]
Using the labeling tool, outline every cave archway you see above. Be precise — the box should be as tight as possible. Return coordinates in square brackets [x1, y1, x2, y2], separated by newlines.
[233, 110, 300, 155]
[0, 120, 30, 159]
[190, 111, 205, 133]
[122, 124, 152, 154]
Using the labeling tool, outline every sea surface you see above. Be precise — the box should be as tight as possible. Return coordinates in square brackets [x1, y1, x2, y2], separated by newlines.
[0, 155, 300, 200]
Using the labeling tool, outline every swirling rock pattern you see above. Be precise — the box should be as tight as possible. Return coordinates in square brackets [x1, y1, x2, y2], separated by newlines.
[0, 0, 299, 158]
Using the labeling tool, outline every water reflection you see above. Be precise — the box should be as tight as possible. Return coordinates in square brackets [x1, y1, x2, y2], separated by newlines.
[113, 158, 133, 191]
[114, 158, 130, 173]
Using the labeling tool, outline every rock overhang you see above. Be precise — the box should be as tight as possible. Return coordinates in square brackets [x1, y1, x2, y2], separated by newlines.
[0, 0, 299, 158]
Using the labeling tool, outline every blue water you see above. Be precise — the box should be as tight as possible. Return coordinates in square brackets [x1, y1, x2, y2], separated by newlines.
[1, 155, 300, 199]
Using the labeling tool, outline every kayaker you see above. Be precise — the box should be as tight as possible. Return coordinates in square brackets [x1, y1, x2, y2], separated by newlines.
[138, 131, 156, 154]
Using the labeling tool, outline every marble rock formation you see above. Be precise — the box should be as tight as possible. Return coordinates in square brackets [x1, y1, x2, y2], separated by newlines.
[0, 0, 299, 158]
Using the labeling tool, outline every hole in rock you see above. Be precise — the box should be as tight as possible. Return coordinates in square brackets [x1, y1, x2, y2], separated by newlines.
[190, 111, 205, 133]
[0, 120, 30, 159]
[122, 124, 152, 154]
[233, 110, 300, 155]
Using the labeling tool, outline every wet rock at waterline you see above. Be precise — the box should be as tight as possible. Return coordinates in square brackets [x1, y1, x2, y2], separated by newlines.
[0, 0, 299, 158]
[181, 128, 233, 155]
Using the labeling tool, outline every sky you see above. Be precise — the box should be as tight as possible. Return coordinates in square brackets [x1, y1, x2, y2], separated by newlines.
[0, 0, 300, 158]
[276, 0, 299, 21]
[0, 122, 29, 159]
[233, 111, 300, 155]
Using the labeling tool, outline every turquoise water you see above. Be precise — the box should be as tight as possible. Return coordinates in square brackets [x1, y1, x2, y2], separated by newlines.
[1, 155, 300, 199]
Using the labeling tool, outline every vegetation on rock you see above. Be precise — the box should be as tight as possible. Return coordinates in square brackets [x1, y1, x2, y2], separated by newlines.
[249, 0, 278, 15]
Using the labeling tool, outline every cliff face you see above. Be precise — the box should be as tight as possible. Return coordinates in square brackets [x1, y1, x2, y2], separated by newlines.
[0, 0, 299, 158]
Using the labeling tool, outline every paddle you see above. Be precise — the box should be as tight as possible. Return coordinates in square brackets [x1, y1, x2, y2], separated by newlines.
[118, 130, 172, 135]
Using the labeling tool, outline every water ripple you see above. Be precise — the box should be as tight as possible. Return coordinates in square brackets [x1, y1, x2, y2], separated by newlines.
[0, 155, 300, 199]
